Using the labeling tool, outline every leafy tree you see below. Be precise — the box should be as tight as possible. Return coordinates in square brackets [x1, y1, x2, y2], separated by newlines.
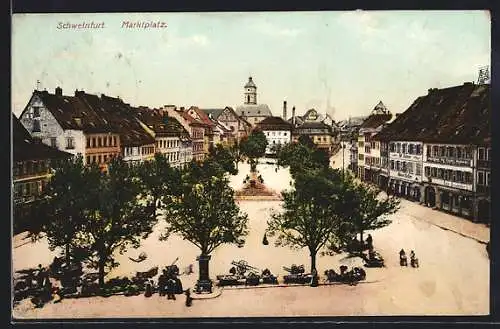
[267, 169, 348, 272]
[161, 161, 249, 281]
[276, 140, 328, 178]
[77, 157, 156, 288]
[135, 153, 181, 221]
[208, 144, 238, 175]
[239, 129, 268, 172]
[30, 155, 100, 266]
[311, 148, 330, 169]
[298, 135, 315, 149]
[346, 182, 400, 243]
[229, 141, 242, 170]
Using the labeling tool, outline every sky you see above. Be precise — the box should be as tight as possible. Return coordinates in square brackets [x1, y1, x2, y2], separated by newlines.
[11, 11, 490, 121]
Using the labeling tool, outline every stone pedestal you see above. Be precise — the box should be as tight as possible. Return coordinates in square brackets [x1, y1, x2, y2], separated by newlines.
[195, 255, 212, 294]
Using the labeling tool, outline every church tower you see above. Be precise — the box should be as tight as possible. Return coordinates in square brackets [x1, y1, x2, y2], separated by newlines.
[244, 76, 257, 105]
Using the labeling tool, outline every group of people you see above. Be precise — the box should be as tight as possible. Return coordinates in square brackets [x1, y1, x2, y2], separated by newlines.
[28, 264, 61, 308]
[399, 249, 419, 267]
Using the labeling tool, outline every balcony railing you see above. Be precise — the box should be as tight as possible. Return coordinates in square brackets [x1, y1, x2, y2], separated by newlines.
[476, 185, 490, 194]
[477, 159, 490, 169]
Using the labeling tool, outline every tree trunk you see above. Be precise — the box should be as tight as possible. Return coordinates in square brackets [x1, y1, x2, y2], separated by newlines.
[310, 251, 317, 273]
[98, 257, 106, 289]
[65, 243, 71, 266]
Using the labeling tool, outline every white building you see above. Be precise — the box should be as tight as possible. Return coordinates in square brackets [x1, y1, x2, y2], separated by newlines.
[422, 143, 475, 217]
[388, 140, 424, 201]
[255, 116, 292, 155]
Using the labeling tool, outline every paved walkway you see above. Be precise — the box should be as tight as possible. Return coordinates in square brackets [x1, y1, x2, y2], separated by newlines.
[396, 198, 489, 244]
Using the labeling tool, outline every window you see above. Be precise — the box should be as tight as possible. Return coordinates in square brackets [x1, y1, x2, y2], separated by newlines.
[396, 161, 400, 171]
[438, 168, 444, 179]
[456, 171, 463, 183]
[396, 143, 401, 153]
[465, 147, 472, 159]
[439, 146, 445, 157]
[465, 172, 472, 184]
[33, 107, 40, 118]
[86, 138, 91, 148]
[390, 143, 395, 152]
[33, 120, 41, 132]
[358, 154, 364, 160]
[50, 138, 57, 148]
[66, 137, 75, 149]
[456, 148, 462, 159]
[98, 137, 102, 147]
[98, 155, 102, 163]
[416, 164, 422, 175]
[407, 162, 413, 174]
[113, 136, 117, 146]
[86, 156, 90, 164]
[487, 148, 491, 160]
[103, 137, 107, 147]
[390, 160, 395, 170]
[444, 169, 451, 180]
[92, 138, 96, 147]
[104, 155, 108, 162]
[416, 145, 421, 155]
[477, 172, 485, 185]
[108, 136, 112, 146]
[284, 132, 287, 137]
[478, 148, 485, 160]
[402, 144, 407, 154]
[409, 144, 414, 154]
[448, 147, 455, 158]
[425, 166, 430, 176]
[487, 172, 491, 185]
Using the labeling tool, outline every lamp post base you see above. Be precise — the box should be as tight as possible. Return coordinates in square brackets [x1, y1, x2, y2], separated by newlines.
[195, 255, 213, 294]
[194, 280, 213, 294]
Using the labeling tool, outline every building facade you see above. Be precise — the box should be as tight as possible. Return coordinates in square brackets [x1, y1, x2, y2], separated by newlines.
[373, 83, 490, 223]
[13, 114, 72, 233]
[19, 88, 121, 170]
[256, 116, 292, 155]
[388, 140, 424, 202]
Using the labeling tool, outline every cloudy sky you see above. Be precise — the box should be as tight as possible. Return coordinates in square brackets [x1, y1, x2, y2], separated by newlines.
[12, 11, 490, 121]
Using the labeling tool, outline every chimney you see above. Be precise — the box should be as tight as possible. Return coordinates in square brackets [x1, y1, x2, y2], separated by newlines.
[283, 101, 287, 120]
[55, 87, 62, 96]
[292, 106, 296, 126]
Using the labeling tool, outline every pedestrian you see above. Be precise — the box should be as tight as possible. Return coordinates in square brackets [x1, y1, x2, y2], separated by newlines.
[166, 278, 176, 300]
[36, 264, 45, 289]
[158, 270, 167, 296]
[184, 289, 193, 307]
[144, 280, 153, 297]
[366, 234, 373, 249]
